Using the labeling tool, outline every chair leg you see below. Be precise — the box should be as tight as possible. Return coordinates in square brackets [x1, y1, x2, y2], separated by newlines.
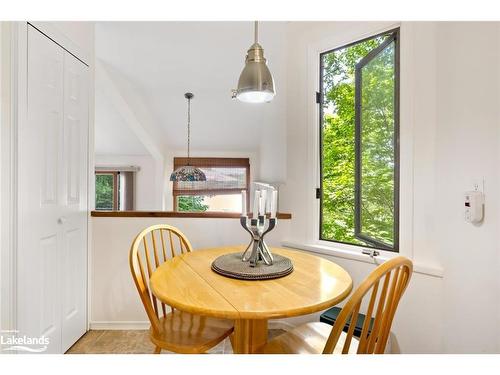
[154, 346, 161, 354]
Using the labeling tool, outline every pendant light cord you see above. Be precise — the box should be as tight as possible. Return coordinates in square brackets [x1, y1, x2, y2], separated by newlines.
[254, 21, 258, 43]
[187, 96, 191, 162]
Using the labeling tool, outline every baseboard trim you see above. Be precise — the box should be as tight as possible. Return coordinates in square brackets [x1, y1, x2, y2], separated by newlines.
[89, 321, 151, 330]
[89, 319, 297, 331]
[268, 320, 296, 331]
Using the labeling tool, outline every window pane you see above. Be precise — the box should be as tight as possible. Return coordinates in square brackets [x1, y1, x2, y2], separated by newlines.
[357, 41, 396, 248]
[177, 196, 209, 212]
[177, 194, 242, 212]
[320, 31, 398, 251]
[95, 174, 114, 210]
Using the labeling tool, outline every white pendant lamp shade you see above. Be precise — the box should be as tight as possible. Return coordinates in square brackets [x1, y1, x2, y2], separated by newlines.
[234, 22, 275, 103]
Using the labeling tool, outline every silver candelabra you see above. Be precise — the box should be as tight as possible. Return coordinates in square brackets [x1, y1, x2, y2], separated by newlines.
[240, 215, 276, 267]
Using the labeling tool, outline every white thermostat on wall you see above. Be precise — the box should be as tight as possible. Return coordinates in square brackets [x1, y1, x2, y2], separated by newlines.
[464, 190, 484, 224]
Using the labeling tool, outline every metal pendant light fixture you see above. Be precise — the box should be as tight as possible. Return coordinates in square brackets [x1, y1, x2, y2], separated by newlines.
[170, 93, 206, 182]
[232, 21, 275, 103]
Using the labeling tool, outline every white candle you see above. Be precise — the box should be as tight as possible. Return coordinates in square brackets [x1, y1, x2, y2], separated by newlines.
[253, 190, 260, 219]
[265, 190, 271, 213]
[241, 190, 247, 215]
[270, 190, 278, 218]
[260, 190, 267, 215]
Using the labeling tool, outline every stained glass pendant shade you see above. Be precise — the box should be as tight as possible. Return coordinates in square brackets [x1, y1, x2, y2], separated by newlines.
[170, 93, 207, 182]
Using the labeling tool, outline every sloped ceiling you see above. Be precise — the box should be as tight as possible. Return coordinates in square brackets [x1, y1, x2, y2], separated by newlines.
[94, 21, 287, 155]
[94, 88, 150, 155]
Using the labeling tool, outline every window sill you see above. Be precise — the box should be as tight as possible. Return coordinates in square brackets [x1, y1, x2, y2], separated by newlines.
[91, 211, 292, 220]
[281, 240, 443, 278]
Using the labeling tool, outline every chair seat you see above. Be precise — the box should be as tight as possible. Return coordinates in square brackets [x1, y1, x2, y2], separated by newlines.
[320, 306, 374, 337]
[149, 310, 234, 354]
[258, 322, 359, 354]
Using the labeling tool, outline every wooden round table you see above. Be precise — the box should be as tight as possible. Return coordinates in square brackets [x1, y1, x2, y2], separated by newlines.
[149, 245, 353, 353]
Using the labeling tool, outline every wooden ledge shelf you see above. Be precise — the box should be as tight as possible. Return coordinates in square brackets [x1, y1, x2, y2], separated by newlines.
[91, 211, 292, 220]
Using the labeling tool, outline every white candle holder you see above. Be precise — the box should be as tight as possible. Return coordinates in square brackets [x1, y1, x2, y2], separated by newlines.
[240, 214, 277, 267]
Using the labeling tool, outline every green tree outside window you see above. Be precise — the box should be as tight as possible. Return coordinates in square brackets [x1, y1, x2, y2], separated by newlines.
[320, 30, 398, 251]
[177, 196, 209, 212]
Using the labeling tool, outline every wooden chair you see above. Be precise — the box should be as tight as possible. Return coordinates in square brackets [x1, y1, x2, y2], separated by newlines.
[129, 224, 234, 354]
[258, 256, 412, 354]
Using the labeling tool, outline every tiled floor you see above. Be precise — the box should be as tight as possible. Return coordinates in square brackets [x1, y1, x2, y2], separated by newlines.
[66, 329, 286, 354]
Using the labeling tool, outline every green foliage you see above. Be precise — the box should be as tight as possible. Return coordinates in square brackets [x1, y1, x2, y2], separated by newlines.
[359, 44, 395, 245]
[95, 174, 114, 210]
[177, 196, 209, 212]
[321, 34, 395, 248]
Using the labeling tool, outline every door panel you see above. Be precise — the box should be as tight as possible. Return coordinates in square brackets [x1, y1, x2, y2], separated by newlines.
[41, 111, 61, 205]
[61, 51, 88, 352]
[62, 228, 80, 321]
[39, 234, 58, 338]
[66, 116, 81, 204]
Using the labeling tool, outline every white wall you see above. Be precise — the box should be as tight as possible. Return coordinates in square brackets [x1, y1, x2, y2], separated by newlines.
[94, 89, 151, 156]
[434, 22, 500, 353]
[90, 217, 290, 327]
[95, 154, 162, 210]
[281, 21, 500, 353]
[257, 24, 287, 184]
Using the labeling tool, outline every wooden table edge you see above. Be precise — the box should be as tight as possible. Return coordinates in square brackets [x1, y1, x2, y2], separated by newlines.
[177, 247, 354, 321]
[232, 280, 353, 320]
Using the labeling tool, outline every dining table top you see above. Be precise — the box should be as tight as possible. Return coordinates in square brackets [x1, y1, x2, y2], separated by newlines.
[149, 245, 353, 321]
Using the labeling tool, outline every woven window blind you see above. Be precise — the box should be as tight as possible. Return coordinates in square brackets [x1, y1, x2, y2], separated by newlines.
[172, 157, 250, 196]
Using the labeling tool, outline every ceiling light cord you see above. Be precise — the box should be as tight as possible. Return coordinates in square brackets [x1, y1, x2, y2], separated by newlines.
[254, 21, 258, 44]
[169, 92, 206, 182]
[187, 96, 191, 162]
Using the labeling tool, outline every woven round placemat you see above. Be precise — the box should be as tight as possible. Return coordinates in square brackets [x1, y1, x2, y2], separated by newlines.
[211, 252, 293, 280]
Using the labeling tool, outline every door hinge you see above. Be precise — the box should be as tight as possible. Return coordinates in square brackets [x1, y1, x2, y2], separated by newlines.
[316, 91, 322, 104]
[316, 188, 321, 199]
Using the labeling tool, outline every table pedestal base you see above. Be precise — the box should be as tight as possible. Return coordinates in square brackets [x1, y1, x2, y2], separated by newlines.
[232, 319, 268, 354]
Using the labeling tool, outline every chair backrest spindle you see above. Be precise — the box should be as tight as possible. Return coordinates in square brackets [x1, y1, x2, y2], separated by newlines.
[168, 231, 175, 258]
[159, 229, 168, 262]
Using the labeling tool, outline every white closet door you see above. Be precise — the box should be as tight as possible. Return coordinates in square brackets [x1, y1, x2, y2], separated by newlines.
[19, 26, 65, 354]
[61, 51, 88, 352]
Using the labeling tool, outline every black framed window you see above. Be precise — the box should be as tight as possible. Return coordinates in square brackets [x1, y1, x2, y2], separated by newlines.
[319, 29, 399, 252]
